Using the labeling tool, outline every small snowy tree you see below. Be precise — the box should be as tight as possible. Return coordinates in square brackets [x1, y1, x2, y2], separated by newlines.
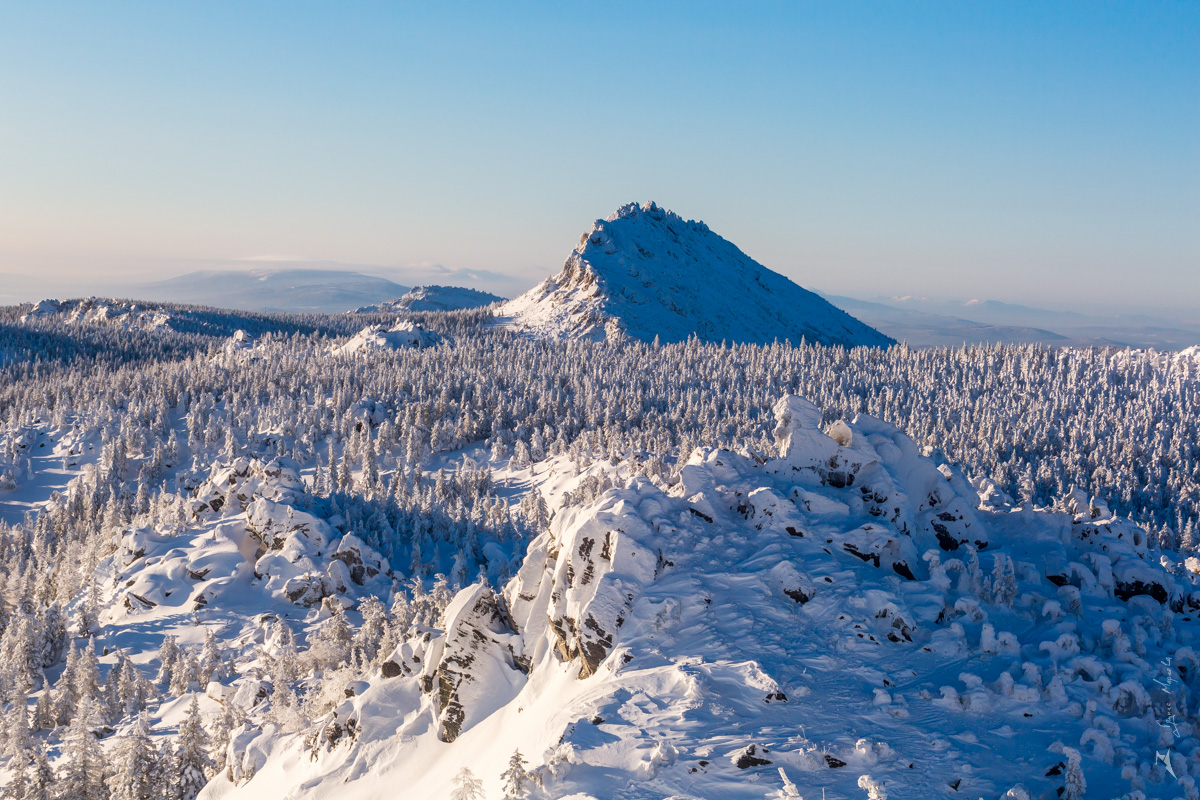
[501, 749, 529, 798]
[174, 695, 214, 800]
[858, 773, 887, 800]
[111, 712, 158, 800]
[1061, 747, 1086, 800]
[451, 766, 485, 800]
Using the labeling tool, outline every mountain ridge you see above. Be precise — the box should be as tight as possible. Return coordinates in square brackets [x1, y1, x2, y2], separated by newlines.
[137, 269, 411, 314]
[497, 202, 894, 348]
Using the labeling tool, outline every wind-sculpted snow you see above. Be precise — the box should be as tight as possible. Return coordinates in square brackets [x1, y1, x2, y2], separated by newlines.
[208, 397, 1200, 800]
[497, 201, 894, 348]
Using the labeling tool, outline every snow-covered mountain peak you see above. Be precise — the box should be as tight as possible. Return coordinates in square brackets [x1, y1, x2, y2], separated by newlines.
[497, 202, 894, 348]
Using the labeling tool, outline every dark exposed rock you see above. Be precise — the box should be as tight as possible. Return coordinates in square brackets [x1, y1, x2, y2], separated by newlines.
[843, 542, 880, 567]
[432, 585, 522, 743]
[1114, 579, 1169, 604]
[784, 587, 812, 604]
[935, 527, 960, 551]
[380, 660, 402, 678]
[734, 745, 772, 769]
[825, 470, 853, 488]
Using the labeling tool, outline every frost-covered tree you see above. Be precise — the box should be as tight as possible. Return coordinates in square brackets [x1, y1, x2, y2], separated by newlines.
[173, 696, 213, 800]
[1061, 747, 1086, 800]
[111, 712, 159, 800]
[450, 767, 485, 800]
[501, 749, 530, 798]
[57, 696, 108, 799]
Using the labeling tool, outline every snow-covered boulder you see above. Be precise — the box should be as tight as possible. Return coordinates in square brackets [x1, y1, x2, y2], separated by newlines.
[333, 321, 439, 355]
[430, 584, 524, 742]
[353, 285, 505, 313]
[508, 490, 659, 678]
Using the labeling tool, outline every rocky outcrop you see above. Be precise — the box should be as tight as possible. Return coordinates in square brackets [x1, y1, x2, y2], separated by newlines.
[507, 492, 659, 679]
[430, 585, 524, 742]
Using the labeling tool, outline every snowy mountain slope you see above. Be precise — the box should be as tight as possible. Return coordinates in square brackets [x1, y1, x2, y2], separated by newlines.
[206, 397, 1199, 800]
[353, 286, 506, 314]
[496, 202, 894, 348]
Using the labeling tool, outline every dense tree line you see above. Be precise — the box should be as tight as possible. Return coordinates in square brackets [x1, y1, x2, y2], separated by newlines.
[0, 301, 1196, 795]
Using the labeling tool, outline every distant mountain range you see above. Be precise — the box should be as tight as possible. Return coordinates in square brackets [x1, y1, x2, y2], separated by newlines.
[135, 269, 412, 314]
[496, 201, 893, 348]
[823, 293, 1200, 350]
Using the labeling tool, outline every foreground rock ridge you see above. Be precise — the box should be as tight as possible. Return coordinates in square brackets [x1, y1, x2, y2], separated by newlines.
[498, 201, 895, 348]
[206, 396, 1197, 800]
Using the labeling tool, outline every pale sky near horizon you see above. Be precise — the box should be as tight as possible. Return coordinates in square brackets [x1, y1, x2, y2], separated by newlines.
[1, 2, 1197, 311]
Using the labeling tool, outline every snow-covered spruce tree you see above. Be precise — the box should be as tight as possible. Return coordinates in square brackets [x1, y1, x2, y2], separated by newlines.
[208, 698, 244, 778]
[57, 696, 109, 799]
[450, 766, 485, 800]
[501, 749, 530, 798]
[110, 712, 159, 800]
[1061, 747, 1086, 800]
[156, 635, 181, 687]
[15, 739, 56, 800]
[4, 689, 30, 759]
[173, 696, 214, 800]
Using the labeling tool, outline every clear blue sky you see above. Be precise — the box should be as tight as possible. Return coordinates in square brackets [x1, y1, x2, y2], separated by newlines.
[1, 1, 1196, 308]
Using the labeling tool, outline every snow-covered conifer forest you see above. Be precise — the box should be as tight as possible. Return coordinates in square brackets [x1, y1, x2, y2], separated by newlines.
[1, 299, 1198, 799]
[0, 207, 1198, 799]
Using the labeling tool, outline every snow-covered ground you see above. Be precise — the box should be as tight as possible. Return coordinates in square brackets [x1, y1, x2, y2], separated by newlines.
[197, 398, 1198, 799]
[3, 298, 1200, 800]
[496, 202, 894, 348]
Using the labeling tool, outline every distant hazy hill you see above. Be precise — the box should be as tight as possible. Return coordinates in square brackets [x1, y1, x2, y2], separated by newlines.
[138, 269, 411, 313]
[497, 202, 893, 348]
[824, 293, 1200, 350]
